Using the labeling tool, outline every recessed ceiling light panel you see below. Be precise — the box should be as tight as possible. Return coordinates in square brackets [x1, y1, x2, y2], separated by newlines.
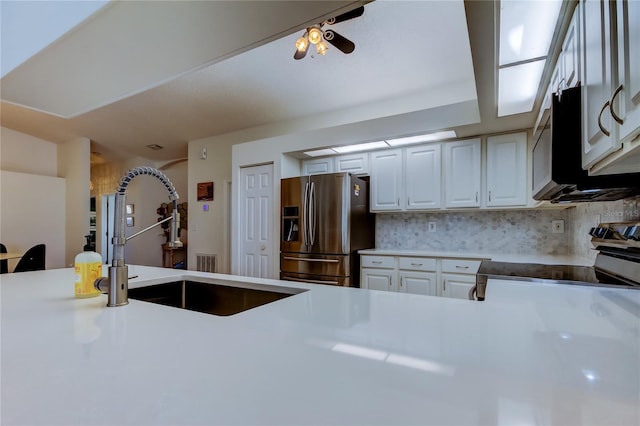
[304, 148, 337, 157]
[333, 141, 388, 154]
[498, 59, 546, 116]
[146, 144, 164, 150]
[386, 131, 457, 146]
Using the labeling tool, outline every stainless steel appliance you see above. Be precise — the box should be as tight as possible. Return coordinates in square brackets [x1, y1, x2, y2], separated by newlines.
[280, 172, 375, 287]
[532, 86, 640, 203]
[473, 220, 640, 301]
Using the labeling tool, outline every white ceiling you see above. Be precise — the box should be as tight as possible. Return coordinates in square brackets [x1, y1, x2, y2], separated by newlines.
[0, 0, 556, 163]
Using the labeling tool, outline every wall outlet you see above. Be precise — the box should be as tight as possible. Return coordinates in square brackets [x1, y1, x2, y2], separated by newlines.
[428, 222, 436, 232]
[552, 219, 565, 234]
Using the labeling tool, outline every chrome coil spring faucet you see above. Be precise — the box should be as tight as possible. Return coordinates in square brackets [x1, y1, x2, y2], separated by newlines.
[95, 167, 183, 307]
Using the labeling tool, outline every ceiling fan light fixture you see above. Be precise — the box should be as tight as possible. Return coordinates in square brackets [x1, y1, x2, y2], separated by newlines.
[295, 34, 308, 52]
[316, 41, 329, 56]
[308, 27, 323, 44]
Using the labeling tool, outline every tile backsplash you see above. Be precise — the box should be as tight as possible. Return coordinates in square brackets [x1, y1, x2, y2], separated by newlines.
[376, 209, 570, 255]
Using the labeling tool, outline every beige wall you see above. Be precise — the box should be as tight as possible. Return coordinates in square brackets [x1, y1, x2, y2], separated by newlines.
[58, 137, 91, 266]
[187, 137, 235, 273]
[0, 127, 58, 176]
[0, 127, 67, 270]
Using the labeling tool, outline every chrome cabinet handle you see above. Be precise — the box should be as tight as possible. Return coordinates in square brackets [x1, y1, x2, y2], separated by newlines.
[455, 265, 470, 270]
[488, 190, 492, 202]
[372, 261, 383, 264]
[556, 77, 566, 95]
[397, 198, 400, 206]
[598, 101, 611, 137]
[400, 277, 403, 288]
[610, 84, 624, 125]
[475, 192, 478, 203]
[411, 263, 423, 267]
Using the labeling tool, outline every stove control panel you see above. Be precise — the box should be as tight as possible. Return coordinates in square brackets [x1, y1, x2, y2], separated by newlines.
[590, 222, 640, 246]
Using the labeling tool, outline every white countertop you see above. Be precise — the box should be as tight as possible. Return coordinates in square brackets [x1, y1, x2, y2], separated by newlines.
[1, 266, 638, 425]
[359, 249, 593, 266]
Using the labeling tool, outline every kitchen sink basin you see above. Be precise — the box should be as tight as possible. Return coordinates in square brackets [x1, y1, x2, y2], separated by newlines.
[128, 279, 306, 316]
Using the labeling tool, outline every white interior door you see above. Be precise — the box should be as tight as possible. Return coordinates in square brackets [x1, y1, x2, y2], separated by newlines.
[239, 164, 273, 278]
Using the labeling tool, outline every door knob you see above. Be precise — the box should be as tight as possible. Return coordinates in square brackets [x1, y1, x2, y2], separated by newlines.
[260, 245, 266, 251]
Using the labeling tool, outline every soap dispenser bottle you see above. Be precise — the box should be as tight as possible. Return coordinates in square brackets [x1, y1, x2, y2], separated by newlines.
[74, 236, 102, 298]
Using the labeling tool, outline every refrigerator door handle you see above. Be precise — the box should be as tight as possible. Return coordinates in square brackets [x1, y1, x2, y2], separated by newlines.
[283, 256, 339, 263]
[309, 181, 316, 246]
[282, 276, 340, 285]
[302, 182, 310, 248]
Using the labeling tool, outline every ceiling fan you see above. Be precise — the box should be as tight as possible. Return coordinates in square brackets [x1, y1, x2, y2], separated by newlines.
[294, 6, 364, 60]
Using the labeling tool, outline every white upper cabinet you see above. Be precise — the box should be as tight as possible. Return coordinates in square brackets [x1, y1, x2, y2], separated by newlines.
[581, 0, 617, 168]
[302, 158, 334, 175]
[334, 153, 369, 175]
[405, 144, 442, 210]
[562, 6, 580, 90]
[486, 133, 527, 207]
[370, 149, 403, 211]
[581, 0, 640, 174]
[615, 0, 640, 144]
[444, 138, 481, 208]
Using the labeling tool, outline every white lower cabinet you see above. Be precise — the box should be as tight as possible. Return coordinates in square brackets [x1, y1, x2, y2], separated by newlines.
[362, 268, 396, 292]
[441, 273, 475, 299]
[361, 254, 482, 299]
[439, 258, 481, 300]
[361, 255, 436, 296]
[398, 271, 436, 296]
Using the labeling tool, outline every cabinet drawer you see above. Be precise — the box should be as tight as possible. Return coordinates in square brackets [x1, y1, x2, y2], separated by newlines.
[361, 255, 395, 269]
[441, 259, 481, 274]
[398, 257, 436, 272]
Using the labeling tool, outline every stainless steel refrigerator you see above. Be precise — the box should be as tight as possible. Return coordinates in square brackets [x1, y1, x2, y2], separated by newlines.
[280, 172, 375, 287]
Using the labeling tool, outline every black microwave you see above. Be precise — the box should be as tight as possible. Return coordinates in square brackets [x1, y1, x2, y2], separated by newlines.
[532, 85, 640, 203]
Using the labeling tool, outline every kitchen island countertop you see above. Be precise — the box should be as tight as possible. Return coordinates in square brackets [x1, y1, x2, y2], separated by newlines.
[1, 266, 638, 425]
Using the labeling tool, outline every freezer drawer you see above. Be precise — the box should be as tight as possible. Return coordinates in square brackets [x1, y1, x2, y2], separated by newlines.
[280, 271, 350, 287]
[280, 253, 349, 276]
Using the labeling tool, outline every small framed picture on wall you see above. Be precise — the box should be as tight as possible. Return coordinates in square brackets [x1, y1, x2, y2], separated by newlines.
[197, 182, 214, 201]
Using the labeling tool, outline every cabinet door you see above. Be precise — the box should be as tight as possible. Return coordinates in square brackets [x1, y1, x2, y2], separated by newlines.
[370, 149, 403, 211]
[562, 5, 580, 89]
[615, 0, 640, 145]
[361, 268, 396, 292]
[486, 133, 527, 207]
[399, 271, 436, 296]
[302, 158, 334, 175]
[581, 0, 618, 168]
[444, 139, 481, 208]
[335, 153, 369, 175]
[405, 144, 442, 210]
[441, 273, 475, 300]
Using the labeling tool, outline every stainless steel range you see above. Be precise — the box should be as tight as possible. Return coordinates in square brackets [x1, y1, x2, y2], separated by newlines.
[473, 221, 640, 301]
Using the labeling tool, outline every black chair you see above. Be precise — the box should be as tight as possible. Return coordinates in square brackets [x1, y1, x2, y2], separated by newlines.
[0, 243, 7, 274]
[13, 244, 46, 273]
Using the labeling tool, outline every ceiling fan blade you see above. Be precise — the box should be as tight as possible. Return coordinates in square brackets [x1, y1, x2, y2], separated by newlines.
[294, 44, 309, 60]
[329, 6, 364, 24]
[323, 30, 355, 54]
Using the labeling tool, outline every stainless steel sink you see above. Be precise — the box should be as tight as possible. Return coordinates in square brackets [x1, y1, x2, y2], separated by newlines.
[128, 279, 306, 316]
